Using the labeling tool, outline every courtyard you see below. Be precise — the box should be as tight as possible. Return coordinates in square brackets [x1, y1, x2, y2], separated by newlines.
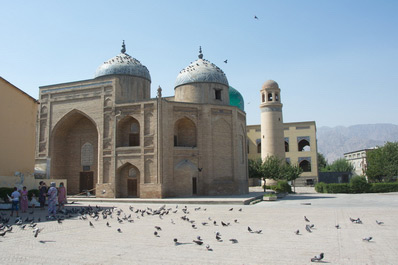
[1, 190, 398, 264]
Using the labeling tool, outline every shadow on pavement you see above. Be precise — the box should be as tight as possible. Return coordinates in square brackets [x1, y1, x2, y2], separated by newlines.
[283, 195, 336, 200]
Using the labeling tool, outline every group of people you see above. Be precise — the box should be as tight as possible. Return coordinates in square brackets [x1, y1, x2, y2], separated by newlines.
[10, 181, 67, 218]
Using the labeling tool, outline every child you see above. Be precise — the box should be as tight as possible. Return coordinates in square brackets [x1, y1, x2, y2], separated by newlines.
[30, 193, 38, 210]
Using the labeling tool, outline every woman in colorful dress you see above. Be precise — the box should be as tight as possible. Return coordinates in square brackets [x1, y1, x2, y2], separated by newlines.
[20, 186, 29, 213]
[47, 182, 58, 218]
[57, 182, 67, 211]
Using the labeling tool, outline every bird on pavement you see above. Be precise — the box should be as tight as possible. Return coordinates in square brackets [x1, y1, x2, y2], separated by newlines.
[89, 221, 94, 228]
[295, 230, 300, 235]
[376, 220, 384, 225]
[248, 226, 253, 233]
[193, 240, 203, 245]
[310, 253, 324, 262]
[304, 216, 310, 222]
[33, 227, 43, 238]
[155, 226, 162, 231]
[363, 237, 373, 242]
[306, 225, 312, 233]
[229, 238, 238, 243]
[206, 244, 213, 251]
[335, 224, 340, 229]
[154, 231, 159, 237]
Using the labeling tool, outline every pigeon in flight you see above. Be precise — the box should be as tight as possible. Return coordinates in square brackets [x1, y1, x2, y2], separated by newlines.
[254, 15, 259, 20]
[33, 227, 43, 238]
[362, 236, 373, 242]
[224, 60, 228, 64]
[310, 253, 324, 262]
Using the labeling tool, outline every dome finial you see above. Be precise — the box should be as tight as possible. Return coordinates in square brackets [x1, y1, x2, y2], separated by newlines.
[121, 40, 126, 54]
[198, 46, 203, 59]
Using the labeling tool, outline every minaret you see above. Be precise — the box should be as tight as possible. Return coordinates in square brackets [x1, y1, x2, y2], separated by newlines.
[260, 80, 285, 160]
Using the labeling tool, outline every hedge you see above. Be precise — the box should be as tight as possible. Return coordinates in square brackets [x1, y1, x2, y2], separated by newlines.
[271, 181, 292, 193]
[315, 181, 398, 194]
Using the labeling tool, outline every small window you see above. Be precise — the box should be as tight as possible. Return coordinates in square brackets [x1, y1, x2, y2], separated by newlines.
[268, 93, 272, 101]
[257, 142, 261, 153]
[285, 141, 289, 152]
[262, 93, 265, 102]
[215, 89, 222, 100]
[275, 93, 279, 101]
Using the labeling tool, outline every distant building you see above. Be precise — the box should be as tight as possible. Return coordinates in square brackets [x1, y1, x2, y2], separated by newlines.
[0, 77, 38, 177]
[344, 148, 375, 176]
[247, 121, 318, 186]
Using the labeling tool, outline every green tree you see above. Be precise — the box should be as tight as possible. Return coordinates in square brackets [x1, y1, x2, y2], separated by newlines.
[282, 163, 303, 182]
[367, 142, 398, 182]
[248, 158, 264, 179]
[328, 158, 354, 173]
[262, 155, 284, 181]
[317, 152, 328, 170]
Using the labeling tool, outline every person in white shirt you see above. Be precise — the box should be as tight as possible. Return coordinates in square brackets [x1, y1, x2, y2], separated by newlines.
[10, 187, 21, 217]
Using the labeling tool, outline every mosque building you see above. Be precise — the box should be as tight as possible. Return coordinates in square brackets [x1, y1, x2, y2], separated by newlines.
[35, 43, 249, 198]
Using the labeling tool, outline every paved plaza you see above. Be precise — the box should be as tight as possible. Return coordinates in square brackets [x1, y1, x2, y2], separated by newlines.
[1, 190, 398, 264]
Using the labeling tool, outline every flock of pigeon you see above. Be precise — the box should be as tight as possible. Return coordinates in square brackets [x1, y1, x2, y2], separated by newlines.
[0, 203, 385, 263]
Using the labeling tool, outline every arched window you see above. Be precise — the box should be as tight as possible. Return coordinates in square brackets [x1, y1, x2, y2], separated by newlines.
[262, 93, 265, 103]
[275, 93, 279, 101]
[285, 141, 289, 152]
[268, 93, 273, 101]
[81, 142, 93, 166]
[299, 160, 311, 172]
[117, 116, 140, 147]
[298, 139, 310, 151]
[174, 117, 197, 147]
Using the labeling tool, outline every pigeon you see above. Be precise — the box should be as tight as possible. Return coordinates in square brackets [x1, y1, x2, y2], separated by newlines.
[221, 221, 228, 227]
[106, 222, 110, 227]
[33, 227, 43, 238]
[229, 208, 233, 211]
[254, 15, 259, 19]
[216, 234, 222, 242]
[117, 228, 122, 233]
[193, 240, 203, 245]
[174, 238, 180, 246]
[304, 216, 310, 222]
[310, 224, 315, 229]
[154, 231, 159, 237]
[295, 230, 300, 235]
[0, 231, 6, 237]
[213, 221, 217, 226]
[311, 253, 324, 262]
[89, 221, 94, 228]
[234, 219, 238, 223]
[248, 226, 253, 233]
[229, 238, 238, 243]
[21, 224, 26, 230]
[335, 224, 340, 229]
[192, 224, 197, 229]
[57, 219, 63, 224]
[376, 220, 384, 225]
[201, 222, 208, 226]
[197, 236, 203, 241]
[206, 244, 213, 251]
[155, 226, 162, 231]
[171, 219, 175, 224]
[224, 60, 228, 64]
[363, 237, 373, 242]
[239, 208, 242, 212]
[305, 225, 312, 233]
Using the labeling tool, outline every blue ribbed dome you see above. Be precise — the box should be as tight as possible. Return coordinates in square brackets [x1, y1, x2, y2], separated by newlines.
[175, 48, 228, 88]
[229, 86, 244, 111]
[95, 42, 151, 81]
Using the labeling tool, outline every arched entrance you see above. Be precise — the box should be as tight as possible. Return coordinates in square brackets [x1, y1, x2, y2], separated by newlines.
[51, 110, 98, 195]
[117, 163, 140, 198]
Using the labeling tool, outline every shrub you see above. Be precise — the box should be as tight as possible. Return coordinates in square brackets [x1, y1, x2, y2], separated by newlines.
[324, 183, 351, 193]
[370, 183, 398, 193]
[0, 187, 15, 203]
[273, 181, 292, 193]
[315, 182, 326, 193]
[350, 176, 371, 193]
[28, 189, 39, 200]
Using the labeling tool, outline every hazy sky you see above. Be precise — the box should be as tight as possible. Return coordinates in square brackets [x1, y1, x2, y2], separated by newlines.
[1, 0, 397, 127]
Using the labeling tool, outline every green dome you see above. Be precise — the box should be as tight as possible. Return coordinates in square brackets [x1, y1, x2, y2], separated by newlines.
[229, 86, 244, 111]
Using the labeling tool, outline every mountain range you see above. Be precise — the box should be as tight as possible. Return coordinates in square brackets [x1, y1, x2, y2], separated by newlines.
[317, 123, 398, 163]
